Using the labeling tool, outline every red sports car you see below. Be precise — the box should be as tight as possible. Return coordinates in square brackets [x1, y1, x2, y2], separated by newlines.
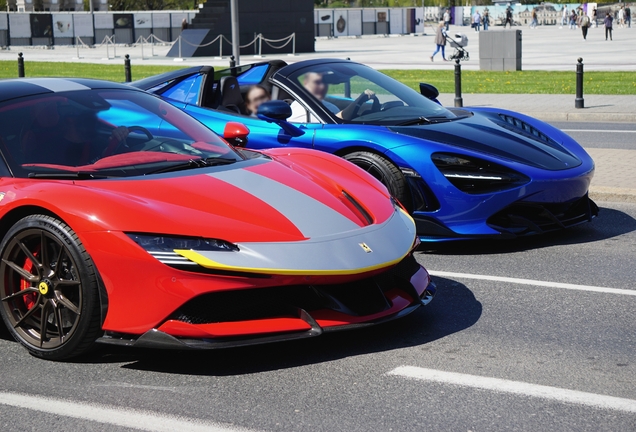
[0, 78, 435, 360]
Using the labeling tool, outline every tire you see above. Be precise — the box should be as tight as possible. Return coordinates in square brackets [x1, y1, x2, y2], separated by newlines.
[343, 151, 412, 212]
[0, 215, 102, 360]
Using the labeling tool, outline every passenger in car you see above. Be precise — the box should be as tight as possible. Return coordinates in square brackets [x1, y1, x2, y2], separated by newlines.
[245, 85, 271, 117]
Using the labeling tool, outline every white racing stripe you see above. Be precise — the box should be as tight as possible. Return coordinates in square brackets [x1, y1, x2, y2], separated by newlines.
[428, 270, 636, 296]
[388, 366, 636, 414]
[561, 129, 636, 133]
[0, 391, 254, 432]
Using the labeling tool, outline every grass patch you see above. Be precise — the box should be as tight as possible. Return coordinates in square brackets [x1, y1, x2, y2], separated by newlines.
[0, 60, 182, 82]
[381, 69, 636, 95]
[0, 60, 634, 94]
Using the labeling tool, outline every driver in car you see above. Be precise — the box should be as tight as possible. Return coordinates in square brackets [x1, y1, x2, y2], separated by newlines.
[289, 72, 375, 123]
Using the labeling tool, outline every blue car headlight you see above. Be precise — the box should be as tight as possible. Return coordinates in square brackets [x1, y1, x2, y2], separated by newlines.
[432, 153, 530, 194]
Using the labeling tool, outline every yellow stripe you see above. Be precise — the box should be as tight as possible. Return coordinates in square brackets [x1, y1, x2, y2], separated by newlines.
[173, 249, 408, 276]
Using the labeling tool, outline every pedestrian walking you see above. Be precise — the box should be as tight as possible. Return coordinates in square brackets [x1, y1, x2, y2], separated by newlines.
[504, 5, 513, 28]
[592, 8, 598, 28]
[561, 6, 568, 28]
[605, 12, 614, 40]
[570, 10, 577, 29]
[472, 10, 481, 32]
[483, 10, 490, 30]
[530, 8, 538, 29]
[618, 6, 625, 28]
[626, 5, 632, 28]
[430, 21, 448, 62]
[443, 9, 451, 31]
[581, 13, 591, 40]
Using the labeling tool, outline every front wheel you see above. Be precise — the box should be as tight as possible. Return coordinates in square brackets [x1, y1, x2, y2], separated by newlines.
[343, 151, 412, 212]
[0, 215, 102, 360]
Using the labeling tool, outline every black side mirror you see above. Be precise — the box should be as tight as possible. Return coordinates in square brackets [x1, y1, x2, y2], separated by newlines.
[419, 83, 440, 101]
[257, 100, 305, 137]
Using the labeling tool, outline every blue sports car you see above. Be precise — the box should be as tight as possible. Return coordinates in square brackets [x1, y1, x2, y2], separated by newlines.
[132, 59, 597, 241]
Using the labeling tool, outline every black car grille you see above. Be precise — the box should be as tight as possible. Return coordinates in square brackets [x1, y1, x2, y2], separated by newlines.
[487, 194, 598, 236]
[169, 254, 422, 325]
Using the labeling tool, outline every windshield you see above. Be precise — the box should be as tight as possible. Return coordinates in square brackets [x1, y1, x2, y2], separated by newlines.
[288, 62, 456, 125]
[0, 89, 243, 178]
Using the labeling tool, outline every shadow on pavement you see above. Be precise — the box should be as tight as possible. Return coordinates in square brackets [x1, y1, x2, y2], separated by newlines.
[419, 206, 636, 256]
[63, 276, 481, 374]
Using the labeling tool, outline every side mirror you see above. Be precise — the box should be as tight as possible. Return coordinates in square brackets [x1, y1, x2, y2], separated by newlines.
[257, 100, 305, 137]
[257, 100, 292, 121]
[223, 121, 250, 147]
[419, 83, 440, 101]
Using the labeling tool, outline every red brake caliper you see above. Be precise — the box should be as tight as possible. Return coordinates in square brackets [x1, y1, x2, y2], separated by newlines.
[21, 251, 38, 310]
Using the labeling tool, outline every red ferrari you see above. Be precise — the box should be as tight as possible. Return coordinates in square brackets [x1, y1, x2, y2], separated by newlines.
[0, 78, 435, 360]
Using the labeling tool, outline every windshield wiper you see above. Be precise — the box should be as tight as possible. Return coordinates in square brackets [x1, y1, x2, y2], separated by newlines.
[145, 157, 239, 175]
[396, 117, 432, 126]
[28, 172, 111, 180]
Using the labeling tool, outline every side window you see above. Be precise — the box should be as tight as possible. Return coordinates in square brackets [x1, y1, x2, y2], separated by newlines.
[161, 74, 203, 105]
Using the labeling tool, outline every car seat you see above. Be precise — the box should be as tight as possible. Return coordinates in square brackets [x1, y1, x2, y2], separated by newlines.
[218, 76, 245, 114]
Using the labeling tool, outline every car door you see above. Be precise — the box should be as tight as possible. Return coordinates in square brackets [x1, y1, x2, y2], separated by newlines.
[182, 104, 318, 150]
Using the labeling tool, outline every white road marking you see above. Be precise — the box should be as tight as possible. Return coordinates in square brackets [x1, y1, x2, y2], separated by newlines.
[428, 270, 636, 297]
[388, 366, 636, 414]
[0, 391, 254, 432]
[561, 129, 636, 133]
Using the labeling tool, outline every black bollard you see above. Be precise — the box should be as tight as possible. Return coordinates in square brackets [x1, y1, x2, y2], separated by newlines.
[17, 52, 25, 78]
[124, 54, 132, 82]
[229, 55, 236, 68]
[575, 57, 584, 109]
[454, 59, 463, 108]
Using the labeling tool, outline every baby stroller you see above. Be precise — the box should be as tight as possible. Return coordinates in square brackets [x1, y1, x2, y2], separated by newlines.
[448, 33, 469, 61]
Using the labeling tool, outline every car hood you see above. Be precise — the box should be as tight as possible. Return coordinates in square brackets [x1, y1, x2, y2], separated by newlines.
[66, 152, 415, 276]
[389, 110, 582, 171]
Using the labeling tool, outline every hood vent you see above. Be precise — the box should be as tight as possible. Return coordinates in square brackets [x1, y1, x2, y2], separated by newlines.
[342, 190, 374, 226]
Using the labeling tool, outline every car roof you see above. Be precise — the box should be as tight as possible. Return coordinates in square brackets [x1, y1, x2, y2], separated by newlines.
[0, 78, 144, 104]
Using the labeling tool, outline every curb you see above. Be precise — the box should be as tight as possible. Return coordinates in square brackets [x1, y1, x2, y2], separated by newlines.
[524, 112, 636, 123]
[589, 186, 636, 204]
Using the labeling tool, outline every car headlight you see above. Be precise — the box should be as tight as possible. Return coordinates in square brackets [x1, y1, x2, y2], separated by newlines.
[127, 233, 239, 252]
[432, 153, 529, 194]
[127, 233, 239, 269]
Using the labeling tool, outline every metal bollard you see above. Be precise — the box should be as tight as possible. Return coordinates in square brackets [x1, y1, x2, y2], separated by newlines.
[575, 57, 584, 109]
[454, 59, 463, 108]
[17, 52, 25, 78]
[124, 54, 132, 83]
[229, 55, 236, 68]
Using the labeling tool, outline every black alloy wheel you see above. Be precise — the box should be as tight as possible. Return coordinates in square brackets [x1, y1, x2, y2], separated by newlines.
[0, 215, 102, 360]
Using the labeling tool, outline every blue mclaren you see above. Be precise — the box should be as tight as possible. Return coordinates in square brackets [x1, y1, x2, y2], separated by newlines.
[132, 58, 597, 241]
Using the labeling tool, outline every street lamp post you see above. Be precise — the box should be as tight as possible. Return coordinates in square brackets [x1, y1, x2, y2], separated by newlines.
[230, 0, 240, 66]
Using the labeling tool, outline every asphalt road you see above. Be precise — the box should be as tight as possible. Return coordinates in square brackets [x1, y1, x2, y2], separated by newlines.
[0, 201, 634, 431]
[549, 121, 636, 150]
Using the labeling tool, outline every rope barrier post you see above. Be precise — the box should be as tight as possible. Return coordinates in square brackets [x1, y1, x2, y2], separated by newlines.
[106, 37, 110, 60]
[219, 35, 223, 58]
[575, 57, 584, 109]
[292, 33, 295, 56]
[124, 54, 132, 82]
[140, 37, 144, 60]
[151, 34, 155, 57]
[75, 37, 81, 59]
[17, 52, 24, 78]
[257, 33, 262, 58]
[454, 59, 463, 108]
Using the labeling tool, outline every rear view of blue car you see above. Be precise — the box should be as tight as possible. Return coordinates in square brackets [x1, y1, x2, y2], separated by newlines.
[132, 58, 597, 241]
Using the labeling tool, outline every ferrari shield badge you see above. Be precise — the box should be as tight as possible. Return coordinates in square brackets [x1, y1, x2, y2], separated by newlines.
[359, 242, 372, 253]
